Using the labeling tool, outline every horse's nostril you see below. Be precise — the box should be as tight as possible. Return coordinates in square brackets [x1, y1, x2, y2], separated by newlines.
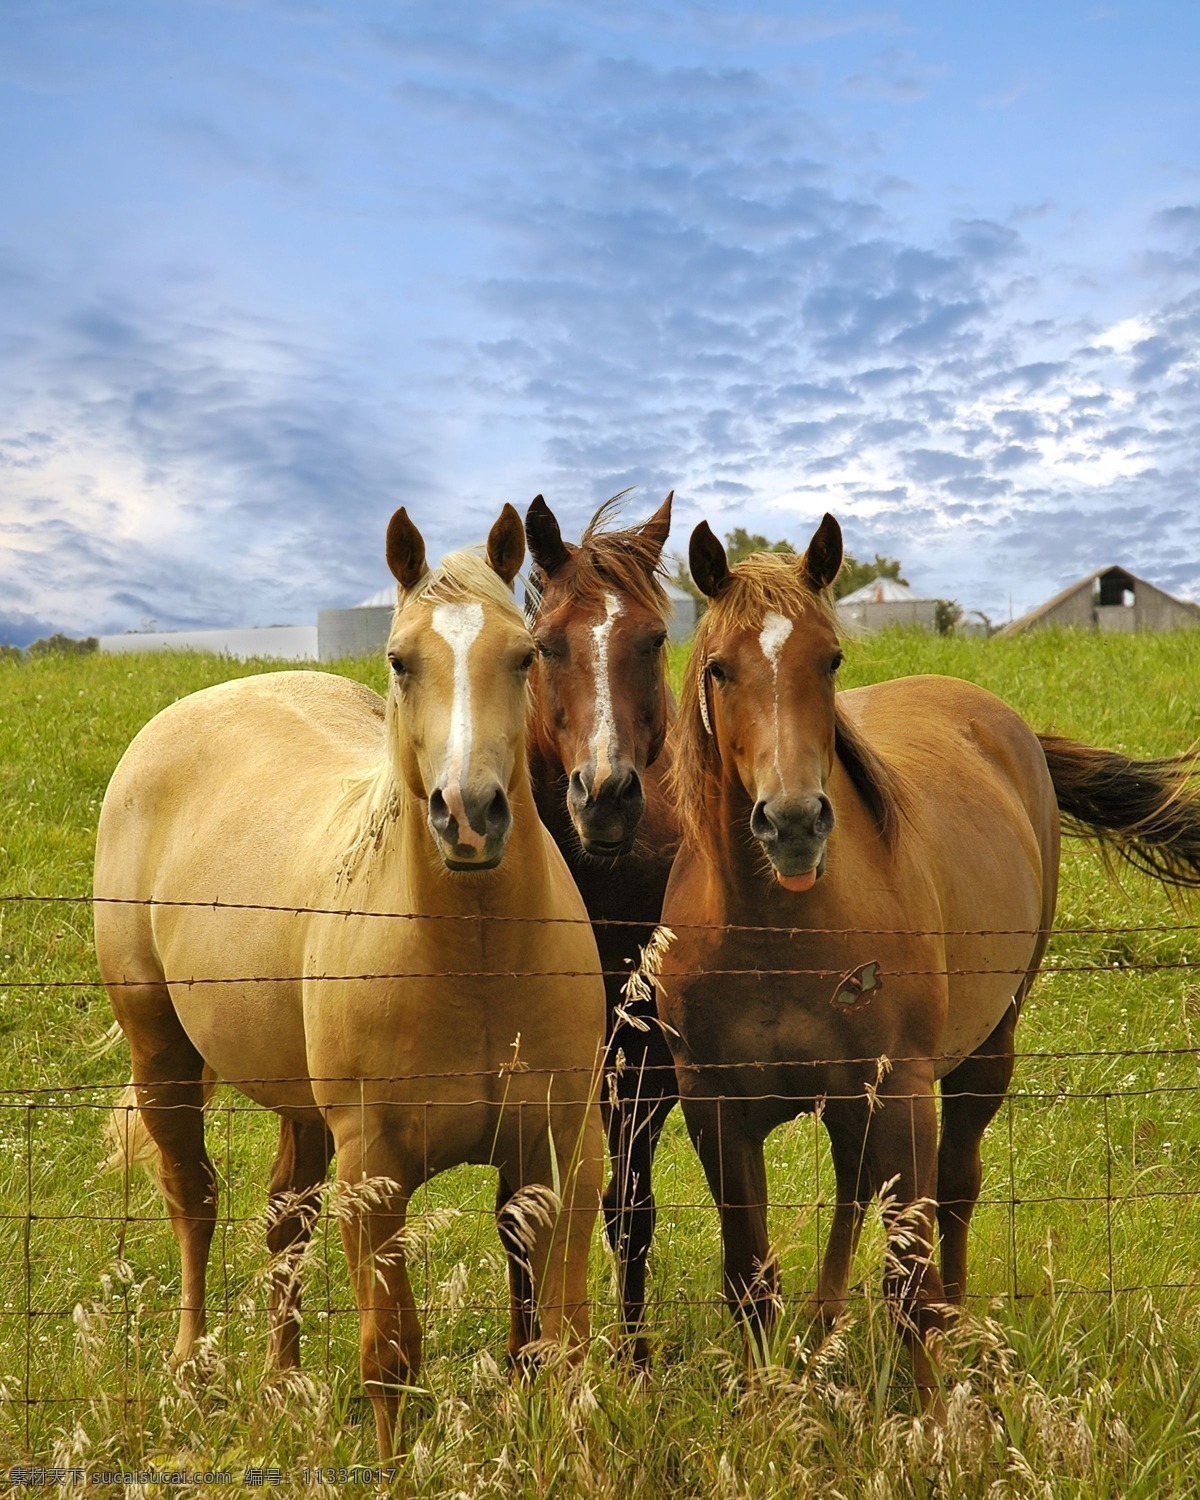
[750, 799, 777, 843]
[752, 795, 833, 846]
[484, 789, 511, 841]
[567, 769, 588, 808]
[616, 768, 643, 807]
[429, 788, 453, 837]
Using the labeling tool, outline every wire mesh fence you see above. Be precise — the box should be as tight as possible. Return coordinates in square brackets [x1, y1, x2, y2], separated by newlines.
[2, 892, 1199, 1458]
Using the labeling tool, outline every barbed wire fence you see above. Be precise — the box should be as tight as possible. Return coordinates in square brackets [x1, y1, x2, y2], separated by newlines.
[3, 892, 1199, 1453]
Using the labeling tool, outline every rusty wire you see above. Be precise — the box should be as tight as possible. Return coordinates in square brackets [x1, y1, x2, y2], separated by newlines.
[5, 889, 1199, 939]
[4, 892, 1200, 1448]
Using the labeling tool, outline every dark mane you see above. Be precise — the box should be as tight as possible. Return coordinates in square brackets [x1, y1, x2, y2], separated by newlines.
[533, 492, 670, 621]
[668, 551, 907, 866]
[833, 708, 907, 846]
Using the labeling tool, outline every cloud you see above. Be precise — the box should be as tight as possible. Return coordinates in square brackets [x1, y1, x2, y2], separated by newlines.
[840, 47, 943, 103]
[0, 280, 445, 636]
[3, 1, 1199, 639]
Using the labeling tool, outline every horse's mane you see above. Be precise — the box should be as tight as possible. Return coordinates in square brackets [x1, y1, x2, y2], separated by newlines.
[404, 546, 527, 625]
[668, 551, 907, 868]
[334, 547, 528, 884]
[530, 493, 670, 622]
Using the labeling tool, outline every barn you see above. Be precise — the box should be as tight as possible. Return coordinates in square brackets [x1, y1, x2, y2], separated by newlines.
[1000, 566, 1200, 635]
[835, 577, 940, 633]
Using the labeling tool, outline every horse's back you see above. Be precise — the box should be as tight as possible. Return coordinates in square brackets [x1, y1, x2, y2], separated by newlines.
[98, 672, 384, 872]
[841, 675, 1053, 807]
[840, 672, 1060, 894]
[95, 672, 386, 977]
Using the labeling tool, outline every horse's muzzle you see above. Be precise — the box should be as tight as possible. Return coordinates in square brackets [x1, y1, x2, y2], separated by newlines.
[567, 763, 645, 858]
[428, 783, 512, 870]
[750, 793, 834, 880]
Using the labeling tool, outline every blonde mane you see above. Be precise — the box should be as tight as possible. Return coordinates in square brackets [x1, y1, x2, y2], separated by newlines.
[668, 551, 907, 867]
[402, 546, 528, 625]
[334, 547, 528, 884]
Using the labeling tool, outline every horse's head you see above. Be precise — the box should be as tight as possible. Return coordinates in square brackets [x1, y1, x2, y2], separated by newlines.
[385, 504, 534, 872]
[684, 514, 845, 891]
[525, 492, 673, 858]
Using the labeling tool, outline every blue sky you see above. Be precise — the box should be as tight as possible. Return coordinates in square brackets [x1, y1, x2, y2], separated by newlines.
[2, 1, 1199, 643]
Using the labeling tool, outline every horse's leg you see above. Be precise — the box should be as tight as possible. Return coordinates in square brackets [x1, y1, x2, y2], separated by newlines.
[496, 1172, 537, 1362]
[332, 1127, 420, 1460]
[681, 1095, 776, 1360]
[863, 1067, 946, 1410]
[512, 1100, 603, 1362]
[266, 1114, 334, 1372]
[937, 1002, 1017, 1305]
[602, 1018, 677, 1366]
[122, 1000, 217, 1367]
[810, 1114, 871, 1327]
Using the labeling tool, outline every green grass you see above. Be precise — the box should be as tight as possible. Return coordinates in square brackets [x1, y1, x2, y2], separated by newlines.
[1, 632, 1199, 1496]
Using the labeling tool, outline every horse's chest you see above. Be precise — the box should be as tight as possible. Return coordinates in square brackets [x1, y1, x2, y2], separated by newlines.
[665, 933, 896, 1072]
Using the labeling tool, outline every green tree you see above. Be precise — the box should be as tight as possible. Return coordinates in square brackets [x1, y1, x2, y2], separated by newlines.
[672, 525, 907, 610]
[933, 599, 963, 636]
[724, 527, 795, 565]
[26, 633, 99, 657]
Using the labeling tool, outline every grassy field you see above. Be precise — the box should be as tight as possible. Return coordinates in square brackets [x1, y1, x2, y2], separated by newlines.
[1, 629, 1199, 1497]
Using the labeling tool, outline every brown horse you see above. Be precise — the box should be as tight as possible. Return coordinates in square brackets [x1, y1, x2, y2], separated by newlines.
[524, 492, 681, 1363]
[659, 513, 1200, 1402]
[96, 508, 607, 1456]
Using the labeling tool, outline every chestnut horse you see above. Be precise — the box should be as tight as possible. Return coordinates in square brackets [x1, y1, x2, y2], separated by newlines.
[96, 508, 606, 1456]
[524, 493, 681, 1363]
[659, 514, 1200, 1402]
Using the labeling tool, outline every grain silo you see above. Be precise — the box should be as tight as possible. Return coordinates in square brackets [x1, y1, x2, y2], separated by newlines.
[317, 586, 396, 661]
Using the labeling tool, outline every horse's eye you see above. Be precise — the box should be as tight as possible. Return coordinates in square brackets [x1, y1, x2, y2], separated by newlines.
[518, 650, 535, 673]
[650, 631, 668, 653]
[535, 638, 556, 660]
[388, 655, 407, 678]
[830, 651, 844, 677]
[708, 659, 728, 684]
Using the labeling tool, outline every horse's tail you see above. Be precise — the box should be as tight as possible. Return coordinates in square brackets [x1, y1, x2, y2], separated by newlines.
[103, 1066, 220, 1181]
[1038, 734, 1200, 890]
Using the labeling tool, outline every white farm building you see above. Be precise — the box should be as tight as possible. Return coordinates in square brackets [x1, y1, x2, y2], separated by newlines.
[836, 577, 939, 633]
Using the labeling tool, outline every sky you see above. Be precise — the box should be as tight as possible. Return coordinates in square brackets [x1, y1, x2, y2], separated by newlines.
[2, 0, 1199, 644]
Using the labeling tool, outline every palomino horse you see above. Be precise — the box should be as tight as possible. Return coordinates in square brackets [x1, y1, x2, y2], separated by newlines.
[96, 508, 607, 1457]
[524, 492, 680, 1364]
[659, 514, 1200, 1402]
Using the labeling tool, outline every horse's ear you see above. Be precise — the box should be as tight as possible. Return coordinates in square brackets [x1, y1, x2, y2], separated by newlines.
[638, 491, 673, 561]
[689, 520, 733, 599]
[525, 494, 570, 578]
[487, 503, 526, 587]
[801, 513, 843, 594]
[386, 507, 428, 590]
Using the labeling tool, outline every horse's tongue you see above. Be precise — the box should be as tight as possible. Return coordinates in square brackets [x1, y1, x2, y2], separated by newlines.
[775, 868, 817, 893]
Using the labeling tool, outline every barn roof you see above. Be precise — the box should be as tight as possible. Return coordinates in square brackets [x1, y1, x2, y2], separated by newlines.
[1000, 565, 1200, 635]
[836, 577, 933, 606]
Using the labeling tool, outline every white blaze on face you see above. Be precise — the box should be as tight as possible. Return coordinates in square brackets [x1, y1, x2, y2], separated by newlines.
[759, 610, 794, 792]
[589, 592, 624, 795]
[431, 601, 486, 852]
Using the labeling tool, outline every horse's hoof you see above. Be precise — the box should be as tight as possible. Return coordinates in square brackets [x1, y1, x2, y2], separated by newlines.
[506, 1347, 538, 1381]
